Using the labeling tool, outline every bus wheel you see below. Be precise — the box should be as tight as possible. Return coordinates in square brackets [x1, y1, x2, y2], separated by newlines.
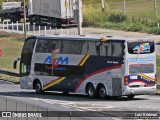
[98, 85, 106, 99]
[127, 95, 135, 99]
[86, 84, 96, 98]
[35, 81, 43, 94]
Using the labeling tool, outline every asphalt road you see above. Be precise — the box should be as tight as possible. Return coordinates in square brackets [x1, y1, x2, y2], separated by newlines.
[0, 80, 160, 120]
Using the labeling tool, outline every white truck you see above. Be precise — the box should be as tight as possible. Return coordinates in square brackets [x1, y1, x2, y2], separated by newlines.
[28, 0, 78, 27]
[0, 2, 25, 23]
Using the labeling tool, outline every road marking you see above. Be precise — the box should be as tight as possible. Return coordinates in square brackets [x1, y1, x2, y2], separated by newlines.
[30, 97, 116, 112]
[78, 106, 114, 109]
[75, 109, 84, 111]
[60, 105, 71, 109]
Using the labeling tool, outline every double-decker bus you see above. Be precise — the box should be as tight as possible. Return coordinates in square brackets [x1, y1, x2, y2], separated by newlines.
[14, 35, 156, 99]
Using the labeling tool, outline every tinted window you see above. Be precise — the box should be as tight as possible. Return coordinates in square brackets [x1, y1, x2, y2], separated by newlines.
[61, 40, 85, 54]
[128, 42, 155, 54]
[22, 38, 36, 53]
[96, 41, 124, 57]
[35, 39, 124, 57]
[35, 39, 61, 53]
[62, 41, 75, 54]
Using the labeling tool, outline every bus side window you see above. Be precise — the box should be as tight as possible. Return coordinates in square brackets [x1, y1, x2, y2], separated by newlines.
[88, 42, 97, 55]
[100, 42, 111, 56]
[35, 40, 46, 53]
[81, 41, 88, 55]
[74, 41, 84, 54]
[111, 42, 123, 57]
[62, 41, 74, 54]
[47, 40, 57, 53]
[36, 39, 58, 53]
[55, 40, 62, 53]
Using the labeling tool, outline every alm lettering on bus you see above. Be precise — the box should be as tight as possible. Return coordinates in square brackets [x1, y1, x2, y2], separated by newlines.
[44, 56, 69, 70]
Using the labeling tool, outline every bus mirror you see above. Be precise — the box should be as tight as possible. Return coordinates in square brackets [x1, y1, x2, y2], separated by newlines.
[14, 61, 17, 69]
[13, 58, 20, 69]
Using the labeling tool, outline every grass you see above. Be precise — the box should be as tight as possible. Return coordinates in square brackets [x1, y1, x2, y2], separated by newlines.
[156, 89, 160, 94]
[83, 0, 160, 34]
[0, 32, 24, 82]
[0, 31, 159, 85]
[108, 0, 159, 17]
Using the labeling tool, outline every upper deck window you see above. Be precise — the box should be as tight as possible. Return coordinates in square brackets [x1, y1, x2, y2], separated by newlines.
[35, 39, 61, 53]
[35, 38, 124, 57]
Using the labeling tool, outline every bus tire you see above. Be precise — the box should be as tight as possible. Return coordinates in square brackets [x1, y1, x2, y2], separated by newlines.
[86, 84, 96, 98]
[127, 95, 135, 99]
[35, 81, 43, 94]
[98, 85, 106, 99]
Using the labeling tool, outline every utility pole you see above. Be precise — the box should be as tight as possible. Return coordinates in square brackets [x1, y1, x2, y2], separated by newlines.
[78, 0, 82, 35]
[154, 0, 157, 18]
[23, 0, 27, 38]
[101, 0, 105, 12]
[123, 0, 126, 15]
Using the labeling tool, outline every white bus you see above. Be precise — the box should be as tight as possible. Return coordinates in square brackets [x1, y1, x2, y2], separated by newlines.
[14, 35, 157, 99]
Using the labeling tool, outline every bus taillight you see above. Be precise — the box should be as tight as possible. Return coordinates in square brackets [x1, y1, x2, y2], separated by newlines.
[124, 76, 129, 85]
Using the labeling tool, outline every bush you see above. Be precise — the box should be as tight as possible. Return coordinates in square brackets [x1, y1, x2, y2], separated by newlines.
[82, 1, 160, 35]
[83, 4, 107, 26]
[107, 13, 127, 22]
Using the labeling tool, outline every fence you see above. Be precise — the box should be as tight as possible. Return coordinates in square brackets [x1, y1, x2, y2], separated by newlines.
[0, 21, 80, 36]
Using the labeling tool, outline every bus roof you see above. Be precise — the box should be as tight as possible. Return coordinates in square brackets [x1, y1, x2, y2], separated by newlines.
[28, 35, 154, 42]
[30, 35, 126, 41]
